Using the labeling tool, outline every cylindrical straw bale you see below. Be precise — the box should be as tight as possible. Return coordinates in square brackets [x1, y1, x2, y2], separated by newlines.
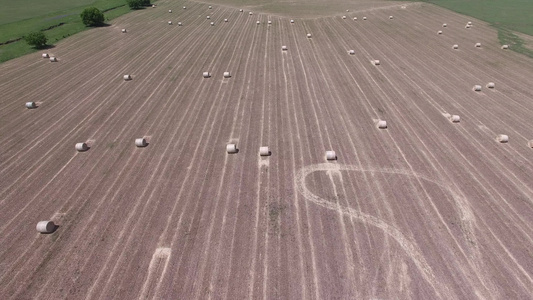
[473, 85, 482, 91]
[26, 102, 36, 109]
[377, 120, 387, 129]
[226, 144, 237, 153]
[259, 147, 270, 156]
[223, 71, 231, 78]
[203, 72, 210, 78]
[325, 151, 336, 160]
[76, 142, 89, 152]
[135, 138, 147, 147]
[36, 221, 56, 233]
[496, 134, 509, 143]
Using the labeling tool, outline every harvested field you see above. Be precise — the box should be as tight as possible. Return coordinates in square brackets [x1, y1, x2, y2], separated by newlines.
[1, 0, 533, 299]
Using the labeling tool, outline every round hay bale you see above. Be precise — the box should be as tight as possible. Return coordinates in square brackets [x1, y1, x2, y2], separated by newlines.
[224, 19, 228, 22]
[123, 74, 132, 81]
[168, 21, 172, 25]
[36, 221, 56, 233]
[486, 82, 495, 89]
[178, 22, 182, 26]
[473, 85, 482, 91]
[240, 9, 243, 12]
[168, 10, 172, 13]
[135, 138, 147, 147]
[249, 12, 253, 15]
[259, 146, 270, 156]
[75, 142, 89, 152]
[152, 4, 155, 7]
[442, 23, 447, 27]
[207, 16, 210, 19]
[342, 16, 347, 19]
[363, 17, 367, 20]
[496, 134, 509, 143]
[210, 22, 215, 26]
[307, 33, 312, 38]
[256, 21, 260, 25]
[465, 24, 471, 28]
[282, 45, 288, 51]
[226, 144, 237, 153]
[377, 120, 387, 129]
[467, 21, 472, 25]
[346, 10, 349, 12]
[25, 102, 36, 109]
[438, 30, 443, 34]
[449, 115, 460, 123]
[389, 16, 393, 19]
[49, 57, 57, 62]
[453, 44, 459, 49]
[209, 5, 212, 9]
[223, 71, 231, 78]
[121, 29, 127, 33]
[353, 17, 357, 20]
[183, 6, 186, 9]
[475, 43, 481, 47]
[290, 19, 294, 23]
[372, 60, 380, 65]
[349, 50, 355, 55]
[42, 53, 49, 58]
[268, 20, 272, 24]
[528, 140, 533, 148]
[502, 45, 509, 49]
[325, 151, 336, 161]
[203, 72, 211, 78]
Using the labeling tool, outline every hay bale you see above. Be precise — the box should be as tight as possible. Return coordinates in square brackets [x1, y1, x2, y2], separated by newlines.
[473, 85, 482, 91]
[453, 44, 459, 49]
[307, 33, 312, 38]
[259, 146, 270, 156]
[203, 72, 211, 78]
[528, 140, 533, 148]
[467, 21, 472, 25]
[353, 17, 357, 20]
[123, 74, 132, 81]
[249, 12, 253, 15]
[121, 29, 127, 33]
[183, 6, 186, 9]
[223, 71, 231, 78]
[349, 50, 355, 55]
[496, 134, 509, 143]
[342, 16, 347, 19]
[75, 142, 89, 152]
[210, 22, 215, 26]
[168, 21, 172, 25]
[389, 16, 393, 19]
[224, 19, 228, 22]
[36, 221, 56, 233]
[42, 53, 49, 58]
[268, 20, 272, 24]
[290, 19, 294, 23]
[49, 57, 57, 62]
[226, 144, 237, 153]
[25, 102, 36, 109]
[363, 17, 367, 20]
[438, 30, 443, 34]
[168, 10, 172, 13]
[152, 4, 155, 7]
[256, 21, 260, 25]
[371, 60, 380, 65]
[282, 45, 288, 51]
[475, 43, 481, 47]
[135, 138, 148, 147]
[207, 16, 210, 19]
[465, 24, 471, 28]
[377, 120, 387, 129]
[486, 82, 495, 89]
[346, 10, 349, 12]
[502, 45, 509, 49]
[325, 151, 336, 160]
[442, 23, 447, 27]
[240, 9, 243, 12]
[449, 115, 460, 123]
[209, 5, 212, 9]
[178, 22, 182, 26]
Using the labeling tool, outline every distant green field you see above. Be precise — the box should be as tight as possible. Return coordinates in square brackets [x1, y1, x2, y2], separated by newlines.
[418, 0, 533, 57]
[0, 0, 141, 63]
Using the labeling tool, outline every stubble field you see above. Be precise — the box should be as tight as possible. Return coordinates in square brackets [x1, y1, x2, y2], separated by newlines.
[1, 0, 533, 299]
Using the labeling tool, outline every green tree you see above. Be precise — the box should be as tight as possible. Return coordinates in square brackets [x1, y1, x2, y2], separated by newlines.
[24, 32, 47, 48]
[126, 0, 150, 9]
[80, 7, 105, 27]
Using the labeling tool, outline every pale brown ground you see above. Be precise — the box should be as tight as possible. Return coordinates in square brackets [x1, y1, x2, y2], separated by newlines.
[1, 0, 533, 299]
